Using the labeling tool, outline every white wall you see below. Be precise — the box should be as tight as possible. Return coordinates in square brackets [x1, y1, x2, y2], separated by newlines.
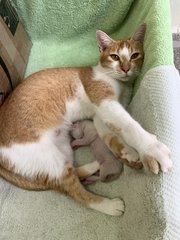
[170, 0, 180, 32]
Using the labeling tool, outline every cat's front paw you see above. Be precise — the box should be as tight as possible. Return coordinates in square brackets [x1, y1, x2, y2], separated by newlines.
[121, 145, 139, 162]
[141, 140, 172, 174]
[122, 159, 143, 169]
[121, 145, 143, 169]
[103, 134, 142, 169]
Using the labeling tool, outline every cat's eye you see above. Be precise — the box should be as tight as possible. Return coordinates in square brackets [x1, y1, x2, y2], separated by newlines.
[131, 52, 139, 60]
[110, 54, 120, 61]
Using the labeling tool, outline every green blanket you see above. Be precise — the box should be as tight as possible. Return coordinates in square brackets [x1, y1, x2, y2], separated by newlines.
[1, 1, 179, 240]
[13, 0, 173, 81]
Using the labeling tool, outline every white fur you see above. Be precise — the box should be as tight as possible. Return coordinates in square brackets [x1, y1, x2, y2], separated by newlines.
[89, 198, 124, 216]
[74, 67, 172, 173]
[93, 115, 139, 162]
[65, 85, 94, 123]
[119, 47, 130, 60]
[111, 61, 118, 69]
[94, 99, 172, 172]
[96, 99, 153, 150]
[0, 86, 95, 180]
[0, 84, 94, 180]
[0, 129, 70, 179]
[0, 63, 172, 180]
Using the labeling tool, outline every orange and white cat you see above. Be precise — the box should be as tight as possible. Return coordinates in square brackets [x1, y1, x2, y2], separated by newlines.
[0, 24, 172, 216]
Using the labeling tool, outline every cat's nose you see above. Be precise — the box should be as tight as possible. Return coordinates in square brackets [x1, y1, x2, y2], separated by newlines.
[121, 65, 130, 73]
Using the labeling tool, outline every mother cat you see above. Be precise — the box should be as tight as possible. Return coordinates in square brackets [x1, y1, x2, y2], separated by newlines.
[0, 24, 172, 216]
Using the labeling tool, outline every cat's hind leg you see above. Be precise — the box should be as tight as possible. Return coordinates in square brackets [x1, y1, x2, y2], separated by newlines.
[54, 162, 124, 216]
[1, 134, 124, 216]
[54, 130, 124, 215]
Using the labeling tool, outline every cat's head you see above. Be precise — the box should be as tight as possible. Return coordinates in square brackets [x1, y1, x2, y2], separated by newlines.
[96, 24, 146, 82]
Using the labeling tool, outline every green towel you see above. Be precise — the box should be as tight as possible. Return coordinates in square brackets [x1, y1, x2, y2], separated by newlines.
[13, 0, 173, 84]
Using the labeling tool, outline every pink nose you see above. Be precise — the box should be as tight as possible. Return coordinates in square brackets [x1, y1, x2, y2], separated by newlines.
[121, 65, 130, 73]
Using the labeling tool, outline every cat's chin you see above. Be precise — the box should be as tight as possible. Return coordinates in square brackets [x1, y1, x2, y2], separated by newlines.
[109, 70, 138, 82]
[118, 72, 139, 83]
[115, 75, 134, 83]
[118, 76, 130, 82]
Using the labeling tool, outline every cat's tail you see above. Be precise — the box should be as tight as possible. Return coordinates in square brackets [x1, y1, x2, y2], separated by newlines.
[0, 164, 49, 191]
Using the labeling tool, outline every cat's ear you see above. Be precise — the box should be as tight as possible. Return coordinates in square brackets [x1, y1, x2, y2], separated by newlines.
[96, 30, 113, 52]
[132, 23, 146, 43]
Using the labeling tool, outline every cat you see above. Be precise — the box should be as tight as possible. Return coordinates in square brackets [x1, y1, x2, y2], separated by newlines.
[70, 120, 123, 184]
[0, 23, 172, 216]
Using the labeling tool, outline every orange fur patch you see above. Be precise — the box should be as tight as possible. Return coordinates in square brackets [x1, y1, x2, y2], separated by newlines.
[106, 122, 121, 133]
[57, 162, 103, 206]
[142, 155, 159, 174]
[0, 68, 79, 145]
[0, 67, 115, 146]
[103, 134, 124, 159]
[103, 134, 143, 169]
[79, 68, 115, 105]
[0, 156, 49, 190]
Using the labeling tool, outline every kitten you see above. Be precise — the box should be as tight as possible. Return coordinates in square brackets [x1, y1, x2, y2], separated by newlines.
[70, 120, 123, 184]
[0, 24, 172, 216]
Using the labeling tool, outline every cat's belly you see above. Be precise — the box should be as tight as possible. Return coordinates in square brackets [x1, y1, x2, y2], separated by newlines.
[0, 128, 70, 179]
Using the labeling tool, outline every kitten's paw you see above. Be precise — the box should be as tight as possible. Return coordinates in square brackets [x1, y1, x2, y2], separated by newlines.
[71, 140, 81, 150]
[141, 140, 172, 174]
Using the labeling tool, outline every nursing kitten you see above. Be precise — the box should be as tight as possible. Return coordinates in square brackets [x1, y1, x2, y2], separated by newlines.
[70, 120, 123, 184]
[0, 24, 172, 216]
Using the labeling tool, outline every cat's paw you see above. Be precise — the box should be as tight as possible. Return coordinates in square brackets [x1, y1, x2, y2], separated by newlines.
[121, 145, 139, 162]
[141, 140, 172, 174]
[101, 198, 125, 216]
[90, 197, 125, 216]
[120, 145, 143, 169]
[103, 134, 142, 169]
[122, 159, 143, 169]
[107, 198, 125, 216]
